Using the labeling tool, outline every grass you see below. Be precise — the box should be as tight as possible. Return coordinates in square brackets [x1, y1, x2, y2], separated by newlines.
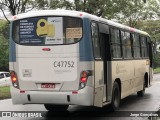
[154, 67, 160, 74]
[0, 86, 11, 100]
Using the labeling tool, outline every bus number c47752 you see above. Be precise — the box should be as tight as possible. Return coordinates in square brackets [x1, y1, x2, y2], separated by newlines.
[53, 61, 74, 68]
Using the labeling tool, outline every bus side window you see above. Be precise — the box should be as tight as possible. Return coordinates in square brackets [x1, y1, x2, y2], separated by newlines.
[91, 22, 101, 59]
[141, 36, 148, 58]
[111, 28, 122, 59]
[98, 23, 110, 61]
[99, 33, 111, 61]
[12, 21, 19, 43]
[132, 33, 141, 58]
[121, 31, 132, 59]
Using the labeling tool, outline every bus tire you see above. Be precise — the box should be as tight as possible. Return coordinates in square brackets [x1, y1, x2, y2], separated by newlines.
[44, 104, 69, 111]
[110, 81, 121, 111]
[137, 79, 146, 97]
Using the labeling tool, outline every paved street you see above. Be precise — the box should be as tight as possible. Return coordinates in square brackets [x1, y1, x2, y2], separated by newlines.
[0, 74, 160, 120]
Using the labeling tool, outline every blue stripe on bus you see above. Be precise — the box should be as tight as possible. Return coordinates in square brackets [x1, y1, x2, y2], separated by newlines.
[9, 22, 16, 62]
[79, 18, 93, 61]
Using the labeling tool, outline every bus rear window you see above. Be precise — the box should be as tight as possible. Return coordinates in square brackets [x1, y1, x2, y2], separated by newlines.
[12, 17, 82, 45]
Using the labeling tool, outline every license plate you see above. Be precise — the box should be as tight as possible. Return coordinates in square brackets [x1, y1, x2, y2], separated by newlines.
[41, 83, 55, 88]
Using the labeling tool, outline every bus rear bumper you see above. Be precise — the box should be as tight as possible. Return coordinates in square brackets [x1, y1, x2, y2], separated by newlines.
[10, 86, 94, 106]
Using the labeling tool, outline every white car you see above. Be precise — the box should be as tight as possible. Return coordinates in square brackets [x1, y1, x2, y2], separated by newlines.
[0, 72, 11, 87]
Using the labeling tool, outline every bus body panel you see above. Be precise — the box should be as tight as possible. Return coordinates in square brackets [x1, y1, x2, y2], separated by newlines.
[94, 61, 104, 107]
[14, 44, 80, 91]
[10, 45, 95, 104]
[112, 60, 150, 99]
[10, 86, 94, 106]
[9, 15, 95, 106]
[94, 61, 112, 106]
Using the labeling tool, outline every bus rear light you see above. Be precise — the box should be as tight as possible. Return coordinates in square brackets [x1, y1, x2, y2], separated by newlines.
[13, 16, 17, 20]
[79, 70, 92, 89]
[11, 71, 17, 82]
[80, 71, 88, 83]
[42, 48, 51, 51]
[72, 91, 78, 94]
[82, 71, 87, 78]
[20, 90, 25, 93]
[12, 77, 17, 82]
[81, 77, 87, 83]
[79, 13, 83, 16]
[13, 83, 18, 87]
[10, 71, 19, 89]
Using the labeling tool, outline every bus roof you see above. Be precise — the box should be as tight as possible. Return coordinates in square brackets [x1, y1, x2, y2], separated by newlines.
[11, 10, 149, 36]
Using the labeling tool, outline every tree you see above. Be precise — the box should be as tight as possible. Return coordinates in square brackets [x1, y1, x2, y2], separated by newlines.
[48, 0, 129, 18]
[48, 0, 160, 22]
[140, 20, 160, 43]
[115, 0, 144, 27]
[114, 0, 160, 28]
[1, 0, 159, 25]
[0, 0, 48, 23]
[0, 20, 9, 71]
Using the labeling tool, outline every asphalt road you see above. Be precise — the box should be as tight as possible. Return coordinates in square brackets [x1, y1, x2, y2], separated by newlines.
[1, 74, 160, 120]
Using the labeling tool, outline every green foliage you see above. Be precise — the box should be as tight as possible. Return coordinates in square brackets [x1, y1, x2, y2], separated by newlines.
[0, 20, 9, 71]
[0, 86, 11, 100]
[0, 0, 159, 24]
[154, 67, 160, 74]
[48, 0, 134, 17]
[115, 0, 160, 28]
[153, 54, 160, 68]
[0, 0, 48, 16]
[139, 20, 160, 43]
[0, 21, 9, 39]
[47, 0, 160, 25]
[116, 0, 144, 27]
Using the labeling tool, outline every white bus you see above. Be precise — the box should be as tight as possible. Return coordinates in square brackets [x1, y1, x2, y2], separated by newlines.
[9, 10, 153, 111]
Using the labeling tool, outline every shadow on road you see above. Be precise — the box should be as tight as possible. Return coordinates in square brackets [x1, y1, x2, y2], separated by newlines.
[120, 93, 152, 109]
[44, 107, 119, 120]
[41, 93, 153, 119]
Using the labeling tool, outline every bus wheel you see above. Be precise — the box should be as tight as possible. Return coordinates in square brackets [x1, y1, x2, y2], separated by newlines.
[110, 81, 120, 111]
[137, 80, 145, 97]
[44, 104, 69, 111]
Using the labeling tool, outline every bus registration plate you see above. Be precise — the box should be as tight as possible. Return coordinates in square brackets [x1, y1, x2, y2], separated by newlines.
[41, 83, 55, 88]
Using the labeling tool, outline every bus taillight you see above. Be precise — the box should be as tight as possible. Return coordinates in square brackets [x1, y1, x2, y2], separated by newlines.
[10, 71, 19, 89]
[79, 71, 92, 89]
[81, 71, 87, 82]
